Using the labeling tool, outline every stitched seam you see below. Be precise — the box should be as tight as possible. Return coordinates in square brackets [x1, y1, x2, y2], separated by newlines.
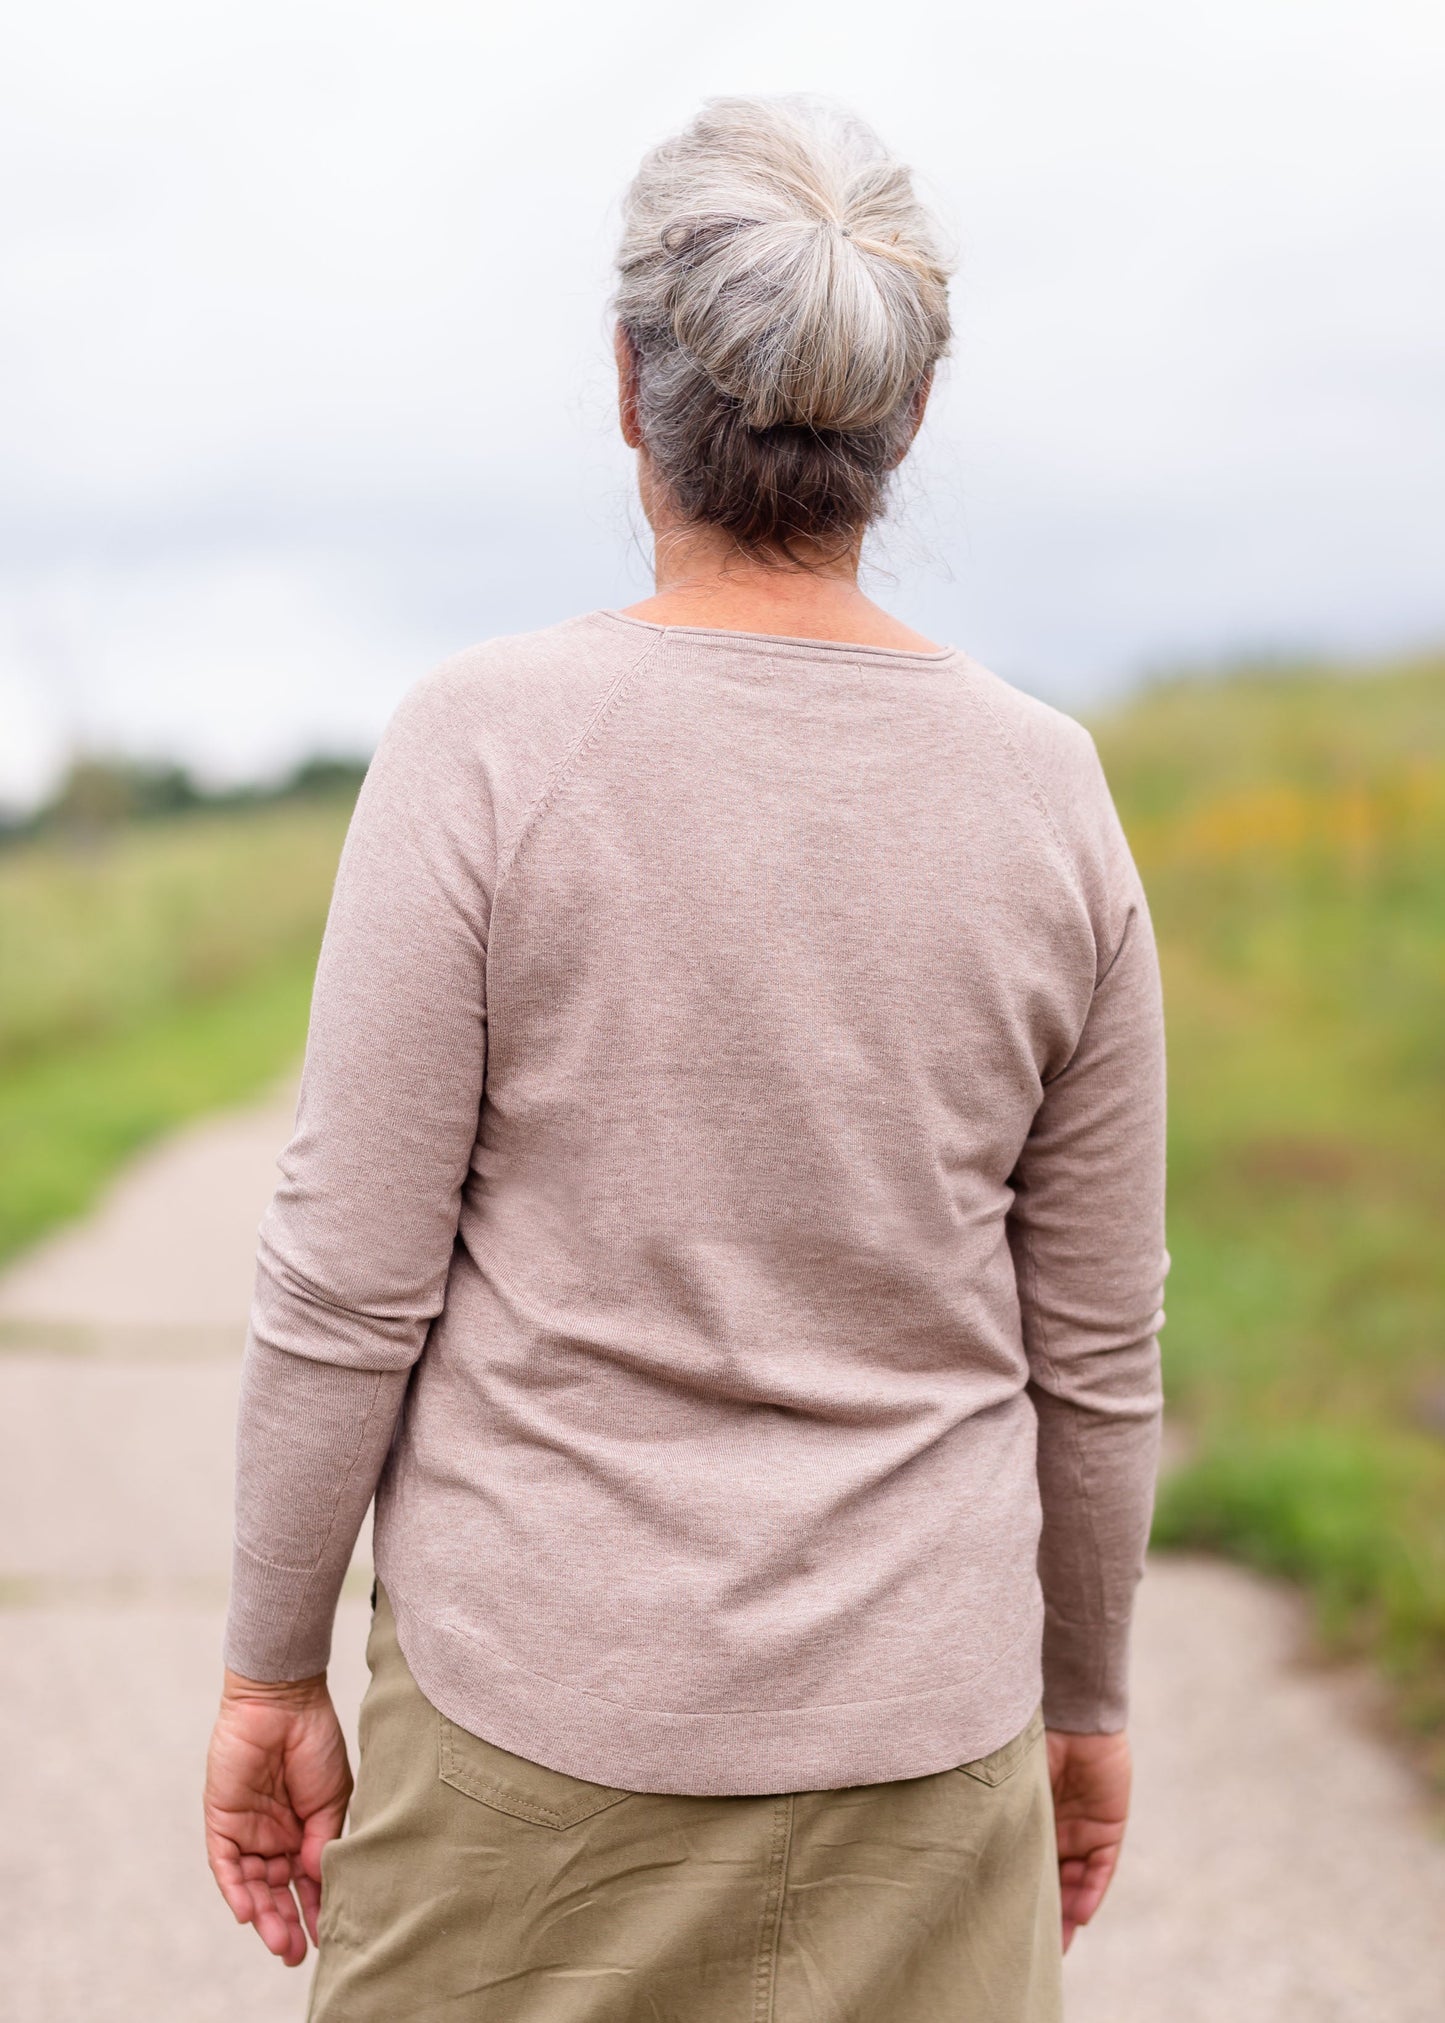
[1019, 1226, 1110, 1714]
[594, 609, 960, 666]
[235, 1366, 392, 1573]
[754, 1795, 794, 2023]
[494, 633, 665, 889]
[1037, 905, 1139, 1089]
[265, 1370, 391, 1671]
[1093, 897, 1139, 992]
[1045, 1601, 1134, 1626]
[231, 1536, 321, 1580]
[957, 675, 1117, 1091]
[956, 677, 1089, 912]
[234, 1368, 390, 1578]
[425, 1592, 1041, 1718]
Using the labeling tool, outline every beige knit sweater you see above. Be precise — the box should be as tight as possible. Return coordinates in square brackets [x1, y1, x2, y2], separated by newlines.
[223, 610, 1168, 1796]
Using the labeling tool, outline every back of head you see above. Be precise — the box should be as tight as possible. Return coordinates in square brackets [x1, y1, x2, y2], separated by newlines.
[614, 95, 953, 559]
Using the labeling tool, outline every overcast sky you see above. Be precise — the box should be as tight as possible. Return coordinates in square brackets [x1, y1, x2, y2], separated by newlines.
[2, 0, 1442, 807]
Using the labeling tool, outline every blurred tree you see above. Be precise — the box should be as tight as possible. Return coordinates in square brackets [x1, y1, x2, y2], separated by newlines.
[41, 757, 205, 842]
[0, 750, 370, 847]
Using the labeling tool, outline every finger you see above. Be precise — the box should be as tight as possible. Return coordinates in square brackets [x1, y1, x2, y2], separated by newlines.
[277, 1879, 310, 1968]
[243, 1874, 285, 1945]
[235, 1849, 312, 1963]
[1057, 1857, 1092, 1930]
[299, 1808, 345, 1876]
[1060, 1847, 1117, 1931]
[277, 1890, 309, 1969]
[238, 1850, 298, 1891]
[254, 1896, 306, 1967]
[1082, 1842, 1120, 1914]
[295, 1867, 323, 1944]
[206, 1843, 258, 1926]
[245, 1874, 306, 1964]
[218, 1874, 257, 1926]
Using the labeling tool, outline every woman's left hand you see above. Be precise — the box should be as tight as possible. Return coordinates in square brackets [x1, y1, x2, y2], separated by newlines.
[204, 1670, 353, 1967]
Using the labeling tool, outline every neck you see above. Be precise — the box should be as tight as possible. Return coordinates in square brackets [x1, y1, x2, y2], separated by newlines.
[619, 507, 942, 654]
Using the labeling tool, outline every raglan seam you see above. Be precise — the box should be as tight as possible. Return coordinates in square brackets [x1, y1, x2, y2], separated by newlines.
[495, 632, 667, 889]
[955, 670, 1150, 1007]
[955, 675, 1093, 921]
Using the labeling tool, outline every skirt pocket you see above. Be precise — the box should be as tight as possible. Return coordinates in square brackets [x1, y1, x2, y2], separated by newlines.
[436, 1711, 635, 1829]
[953, 1703, 1046, 1787]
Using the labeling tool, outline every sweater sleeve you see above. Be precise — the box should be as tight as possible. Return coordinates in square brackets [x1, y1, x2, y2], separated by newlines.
[1006, 734, 1169, 1733]
[223, 664, 495, 1681]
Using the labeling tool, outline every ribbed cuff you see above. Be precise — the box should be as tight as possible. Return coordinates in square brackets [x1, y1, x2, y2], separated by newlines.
[222, 1538, 338, 1681]
[1039, 1604, 1133, 1732]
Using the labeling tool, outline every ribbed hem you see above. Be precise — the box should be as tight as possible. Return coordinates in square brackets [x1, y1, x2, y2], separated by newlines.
[375, 1549, 1046, 1796]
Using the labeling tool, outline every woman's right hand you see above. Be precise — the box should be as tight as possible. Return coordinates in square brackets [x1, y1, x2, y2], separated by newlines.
[1045, 1727, 1133, 1951]
[204, 1670, 353, 1967]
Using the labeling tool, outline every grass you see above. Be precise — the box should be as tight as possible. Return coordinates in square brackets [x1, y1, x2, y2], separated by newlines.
[0, 950, 320, 1260]
[0, 800, 353, 1068]
[1091, 652, 1445, 1772]
[0, 800, 353, 1261]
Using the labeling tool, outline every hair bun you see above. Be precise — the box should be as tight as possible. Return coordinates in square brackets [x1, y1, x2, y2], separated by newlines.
[614, 95, 953, 551]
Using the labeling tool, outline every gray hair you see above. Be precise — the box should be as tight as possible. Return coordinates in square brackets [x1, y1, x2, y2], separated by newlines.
[613, 95, 953, 557]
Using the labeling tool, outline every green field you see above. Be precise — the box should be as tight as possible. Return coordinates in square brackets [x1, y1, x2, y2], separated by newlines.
[0, 800, 353, 1258]
[1092, 653, 1445, 1776]
[2, 653, 1442, 1767]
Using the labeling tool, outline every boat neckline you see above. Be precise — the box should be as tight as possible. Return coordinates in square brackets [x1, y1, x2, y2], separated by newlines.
[594, 607, 959, 664]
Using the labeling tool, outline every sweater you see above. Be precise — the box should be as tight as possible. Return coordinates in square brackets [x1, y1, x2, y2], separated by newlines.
[222, 609, 1169, 1797]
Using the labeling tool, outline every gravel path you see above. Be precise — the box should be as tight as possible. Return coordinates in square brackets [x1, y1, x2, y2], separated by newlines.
[2, 1087, 1441, 2020]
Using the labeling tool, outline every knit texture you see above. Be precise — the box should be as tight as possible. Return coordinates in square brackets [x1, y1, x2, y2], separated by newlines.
[224, 610, 1169, 1795]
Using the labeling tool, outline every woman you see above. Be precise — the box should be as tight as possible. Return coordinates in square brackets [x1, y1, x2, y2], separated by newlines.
[204, 93, 1168, 2023]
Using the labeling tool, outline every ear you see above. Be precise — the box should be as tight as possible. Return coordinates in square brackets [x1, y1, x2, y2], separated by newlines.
[908, 369, 933, 440]
[614, 322, 643, 450]
[888, 369, 933, 471]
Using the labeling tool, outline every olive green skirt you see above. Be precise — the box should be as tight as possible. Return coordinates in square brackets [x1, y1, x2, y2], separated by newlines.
[308, 1582, 1062, 2022]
